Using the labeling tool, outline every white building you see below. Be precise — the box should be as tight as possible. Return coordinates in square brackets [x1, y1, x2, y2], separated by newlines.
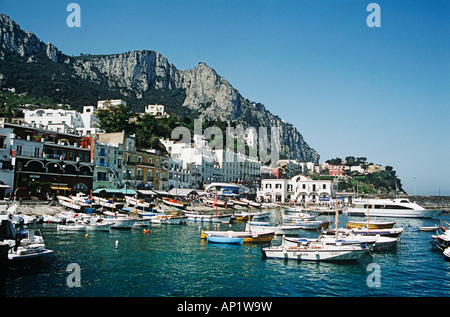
[258, 175, 337, 203]
[214, 149, 261, 184]
[161, 136, 215, 187]
[145, 104, 167, 117]
[97, 99, 127, 110]
[168, 157, 191, 189]
[23, 106, 101, 136]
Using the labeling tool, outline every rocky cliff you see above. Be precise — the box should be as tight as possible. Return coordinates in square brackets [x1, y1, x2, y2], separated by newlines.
[0, 13, 319, 163]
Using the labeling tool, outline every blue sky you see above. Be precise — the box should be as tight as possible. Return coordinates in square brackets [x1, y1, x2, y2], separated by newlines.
[1, 0, 449, 196]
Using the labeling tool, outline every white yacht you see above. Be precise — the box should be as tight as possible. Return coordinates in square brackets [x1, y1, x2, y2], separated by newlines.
[345, 198, 441, 218]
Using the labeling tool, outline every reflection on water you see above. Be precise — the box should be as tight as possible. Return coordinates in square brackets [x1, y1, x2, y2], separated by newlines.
[2, 209, 450, 297]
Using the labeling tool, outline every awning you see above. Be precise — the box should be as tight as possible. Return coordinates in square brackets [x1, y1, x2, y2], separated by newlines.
[137, 189, 158, 196]
[168, 188, 198, 197]
[93, 188, 136, 195]
[50, 185, 70, 190]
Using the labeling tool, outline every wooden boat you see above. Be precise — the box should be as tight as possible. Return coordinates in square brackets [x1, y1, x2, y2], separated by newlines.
[57, 224, 87, 231]
[101, 217, 137, 230]
[201, 230, 275, 243]
[347, 220, 395, 229]
[205, 198, 229, 208]
[233, 210, 270, 221]
[443, 247, 450, 260]
[419, 226, 440, 232]
[162, 198, 188, 209]
[125, 195, 153, 209]
[323, 227, 404, 238]
[93, 196, 125, 210]
[246, 222, 304, 236]
[57, 195, 82, 211]
[183, 211, 233, 223]
[431, 231, 450, 251]
[230, 199, 248, 206]
[149, 214, 187, 225]
[285, 219, 328, 230]
[261, 237, 369, 261]
[240, 198, 261, 208]
[206, 235, 244, 245]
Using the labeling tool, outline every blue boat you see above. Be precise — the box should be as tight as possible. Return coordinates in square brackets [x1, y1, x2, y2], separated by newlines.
[206, 236, 244, 245]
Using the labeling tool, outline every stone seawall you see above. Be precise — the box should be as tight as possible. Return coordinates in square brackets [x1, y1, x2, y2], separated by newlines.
[406, 196, 450, 211]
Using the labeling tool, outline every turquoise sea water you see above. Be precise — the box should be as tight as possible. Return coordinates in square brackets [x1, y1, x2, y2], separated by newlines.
[2, 210, 450, 297]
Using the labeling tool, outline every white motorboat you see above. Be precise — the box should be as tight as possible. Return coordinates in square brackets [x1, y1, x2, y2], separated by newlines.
[345, 198, 441, 218]
[125, 195, 153, 210]
[102, 216, 137, 229]
[93, 196, 126, 210]
[443, 247, 450, 260]
[240, 198, 261, 208]
[246, 222, 304, 236]
[431, 231, 450, 251]
[183, 211, 233, 223]
[1, 215, 53, 264]
[261, 237, 369, 261]
[323, 227, 404, 238]
[57, 224, 87, 231]
[149, 214, 187, 225]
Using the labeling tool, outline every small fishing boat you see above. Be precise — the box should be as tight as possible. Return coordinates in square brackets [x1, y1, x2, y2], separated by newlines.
[149, 214, 187, 225]
[102, 217, 137, 230]
[201, 230, 275, 243]
[418, 226, 440, 232]
[246, 222, 304, 236]
[347, 220, 395, 229]
[323, 227, 404, 238]
[431, 231, 450, 251]
[57, 224, 87, 231]
[162, 198, 188, 209]
[230, 199, 248, 206]
[125, 195, 153, 210]
[443, 247, 450, 260]
[206, 235, 244, 245]
[183, 211, 233, 223]
[240, 198, 261, 208]
[261, 236, 369, 261]
[93, 196, 125, 210]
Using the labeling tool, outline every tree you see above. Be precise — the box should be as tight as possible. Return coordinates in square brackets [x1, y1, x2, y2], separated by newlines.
[96, 104, 136, 134]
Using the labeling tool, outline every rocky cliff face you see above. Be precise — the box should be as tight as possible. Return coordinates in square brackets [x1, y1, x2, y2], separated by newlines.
[0, 13, 63, 62]
[0, 12, 319, 163]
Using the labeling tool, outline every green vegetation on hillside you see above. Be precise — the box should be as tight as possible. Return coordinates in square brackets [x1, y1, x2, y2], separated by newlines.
[323, 156, 404, 195]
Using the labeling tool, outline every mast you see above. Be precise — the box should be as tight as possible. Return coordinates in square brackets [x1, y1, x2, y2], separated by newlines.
[335, 197, 339, 241]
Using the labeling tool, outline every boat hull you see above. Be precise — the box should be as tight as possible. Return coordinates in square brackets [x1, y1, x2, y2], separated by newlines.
[201, 230, 275, 243]
[346, 220, 396, 229]
[206, 236, 244, 245]
[262, 246, 368, 261]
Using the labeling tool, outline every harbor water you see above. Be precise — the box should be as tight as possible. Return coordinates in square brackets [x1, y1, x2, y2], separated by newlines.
[2, 209, 450, 297]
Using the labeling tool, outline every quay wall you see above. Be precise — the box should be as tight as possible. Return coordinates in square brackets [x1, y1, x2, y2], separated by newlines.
[405, 195, 450, 211]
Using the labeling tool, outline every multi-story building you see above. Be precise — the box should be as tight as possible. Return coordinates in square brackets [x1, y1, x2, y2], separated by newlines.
[23, 106, 101, 136]
[0, 120, 94, 199]
[144, 104, 167, 117]
[258, 174, 337, 203]
[0, 125, 14, 199]
[168, 157, 191, 189]
[91, 138, 124, 190]
[214, 149, 261, 186]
